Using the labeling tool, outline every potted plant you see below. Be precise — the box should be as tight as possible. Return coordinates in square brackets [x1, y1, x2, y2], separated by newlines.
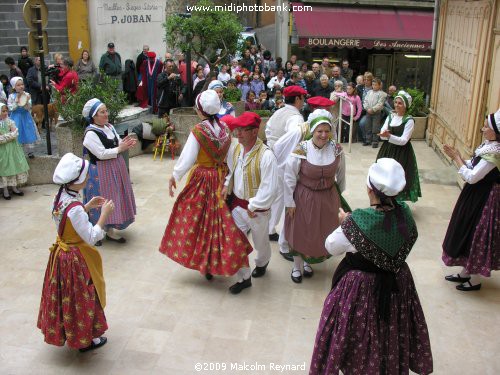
[54, 73, 127, 156]
[405, 87, 429, 139]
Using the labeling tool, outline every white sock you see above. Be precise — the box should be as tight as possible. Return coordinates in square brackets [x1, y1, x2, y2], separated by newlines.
[92, 337, 102, 345]
[459, 268, 470, 278]
[468, 275, 481, 286]
[236, 267, 251, 282]
[12, 186, 20, 193]
[293, 256, 303, 271]
[304, 262, 312, 272]
[107, 228, 121, 240]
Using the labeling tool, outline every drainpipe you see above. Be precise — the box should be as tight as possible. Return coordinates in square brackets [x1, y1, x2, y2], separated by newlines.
[428, 0, 440, 107]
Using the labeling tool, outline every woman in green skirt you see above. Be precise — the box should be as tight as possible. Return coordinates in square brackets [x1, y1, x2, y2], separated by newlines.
[377, 90, 421, 202]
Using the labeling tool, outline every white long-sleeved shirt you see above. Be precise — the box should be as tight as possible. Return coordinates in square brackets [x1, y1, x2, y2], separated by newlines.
[324, 226, 357, 256]
[172, 120, 222, 183]
[379, 114, 414, 146]
[225, 141, 278, 212]
[83, 124, 122, 160]
[53, 190, 105, 246]
[273, 125, 305, 171]
[265, 104, 303, 149]
[266, 76, 286, 90]
[459, 158, 496, 184]
[283, 140, 345, 208]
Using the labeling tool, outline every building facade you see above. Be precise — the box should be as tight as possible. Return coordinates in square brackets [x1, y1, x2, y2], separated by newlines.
[284, 0, 435, 91]
[427, 0, 500, 159]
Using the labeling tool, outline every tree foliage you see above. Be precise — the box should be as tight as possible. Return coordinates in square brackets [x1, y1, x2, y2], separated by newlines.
[164, 0, 242, 69]
[54, 73, 127, 134]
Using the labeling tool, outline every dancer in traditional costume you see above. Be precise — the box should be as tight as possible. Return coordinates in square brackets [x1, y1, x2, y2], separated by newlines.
[223, 112, 278, 294]
[159, 90, 252, 280]
[265, 85, 306, 258]
[310, 158, 433, 375]
[0, 103, 29, 199]
[442, 109, 500, 291]
[7, 76, 39, 158]
[37, 153, 115, 352]
[208, 80, 235, 119]
[82, 98, 137, 245]
[284, 111, 345, 283]
[377, 90, 421, 202]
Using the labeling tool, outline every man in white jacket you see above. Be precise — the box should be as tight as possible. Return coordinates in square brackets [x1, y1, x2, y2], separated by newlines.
[264, 85, 306, 260]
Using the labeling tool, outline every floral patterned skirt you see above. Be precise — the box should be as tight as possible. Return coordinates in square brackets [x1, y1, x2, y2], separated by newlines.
[37, 246, 107, 349]
[159, 166, 252, 276]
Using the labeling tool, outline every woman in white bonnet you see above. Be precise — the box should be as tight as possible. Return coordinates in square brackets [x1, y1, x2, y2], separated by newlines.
[82, 98, 137, 245]
[159, 90, 252, 281]
[442, 109, 500, 291]
[310, 158, 433, 375]
[37, 153, 114, 352]
[377, 90, 421, 202]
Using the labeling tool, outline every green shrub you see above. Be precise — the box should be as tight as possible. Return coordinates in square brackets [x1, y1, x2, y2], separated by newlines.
[223, 87, 242, 103]
[249, 109, 271, 118]
[405, 88, 428, 117]
[54, 72, 127, 134]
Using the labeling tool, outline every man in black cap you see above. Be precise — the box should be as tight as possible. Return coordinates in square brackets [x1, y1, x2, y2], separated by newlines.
[99, 42, 122, 90]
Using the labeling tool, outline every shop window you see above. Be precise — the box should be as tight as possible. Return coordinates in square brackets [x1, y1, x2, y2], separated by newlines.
[392, 53, 432, 93]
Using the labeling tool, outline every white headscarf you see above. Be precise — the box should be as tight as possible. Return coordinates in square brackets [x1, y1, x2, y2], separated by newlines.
[0, 82, 6, 103]
[82, 98, 105, 123]
[367, 158, 406, 197]
[53, 152, 89, 185]
[10, 77, 23, 90]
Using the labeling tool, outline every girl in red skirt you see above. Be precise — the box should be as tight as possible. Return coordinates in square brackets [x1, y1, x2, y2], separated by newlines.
[38, 153, 115, 351]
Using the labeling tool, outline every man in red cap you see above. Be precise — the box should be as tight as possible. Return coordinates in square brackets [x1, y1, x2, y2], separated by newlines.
[222, 112, 279, 294]
[137, 51, 163, 113]
[264, 85, 306, 258]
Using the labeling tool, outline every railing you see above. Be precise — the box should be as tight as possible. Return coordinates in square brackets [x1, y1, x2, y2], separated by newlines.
[332, 95, 354, 153]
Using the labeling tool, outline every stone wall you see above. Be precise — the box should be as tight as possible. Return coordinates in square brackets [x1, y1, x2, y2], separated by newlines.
[0, 0, 69, 76]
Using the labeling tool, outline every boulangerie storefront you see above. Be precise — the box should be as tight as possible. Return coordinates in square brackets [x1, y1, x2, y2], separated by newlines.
[290, 3, 434, 92]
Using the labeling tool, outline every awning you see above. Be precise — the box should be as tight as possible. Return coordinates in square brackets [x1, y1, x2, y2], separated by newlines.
[292, 4, 433, 51]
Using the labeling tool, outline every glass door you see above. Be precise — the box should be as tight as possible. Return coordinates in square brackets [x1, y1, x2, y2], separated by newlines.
[368, 54, 393, 86]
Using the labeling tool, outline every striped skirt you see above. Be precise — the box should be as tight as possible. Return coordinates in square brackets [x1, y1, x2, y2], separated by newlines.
[84, 155, 136, 230]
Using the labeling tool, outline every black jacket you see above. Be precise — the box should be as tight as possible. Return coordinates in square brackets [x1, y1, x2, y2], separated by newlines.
[18, 56, 34, 77]
[26, 66, 42, 105]
[123, 60, 138, 93]
[157, 71, 185, 109]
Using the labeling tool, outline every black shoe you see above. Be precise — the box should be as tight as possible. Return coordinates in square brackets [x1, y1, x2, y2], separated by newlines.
[205, 273, 213, 280]
[363, 142, 371, 146]
[456, 281, 481, 291]
[251, 262, 269, 278]
[280, 252, 294, 262]
[291, 269, 302, 283]
[372, 142, 379, 148]
[269, 233, 279, 241]
[11, 190, 24, 196]
[303, 264, 314, 278]
[3, 193, 11, 200]
[105, 234, 127, 243]
[28, 152, 35, 159]
[445, 274, 470, 283]
[229, 278, 252, 294]
[79, 336, 107, 352]
[94, 240, 102, 247]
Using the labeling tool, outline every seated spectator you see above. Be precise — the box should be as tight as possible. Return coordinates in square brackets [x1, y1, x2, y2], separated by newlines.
[313, 74, 333, 98]
[267, 68, 286, 93]
[75, 50, 97, 81]
[217, 64, 231, 85]
[304, 71, 316, 97]
[271, 97, 284, 113]
[238, 74, 251, 103]
[286, 72, 307, 91]
[250, 73, 265, 95]
[258, 90, 271, 111]
[244, 90, 261, 111]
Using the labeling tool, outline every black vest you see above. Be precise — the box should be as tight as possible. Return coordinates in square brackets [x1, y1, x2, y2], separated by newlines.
[85, 127, 119, 164]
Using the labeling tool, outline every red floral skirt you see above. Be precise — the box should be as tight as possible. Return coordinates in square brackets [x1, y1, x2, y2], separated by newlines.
[159, 166, 252, 276]
[37, 246, 107, 349]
